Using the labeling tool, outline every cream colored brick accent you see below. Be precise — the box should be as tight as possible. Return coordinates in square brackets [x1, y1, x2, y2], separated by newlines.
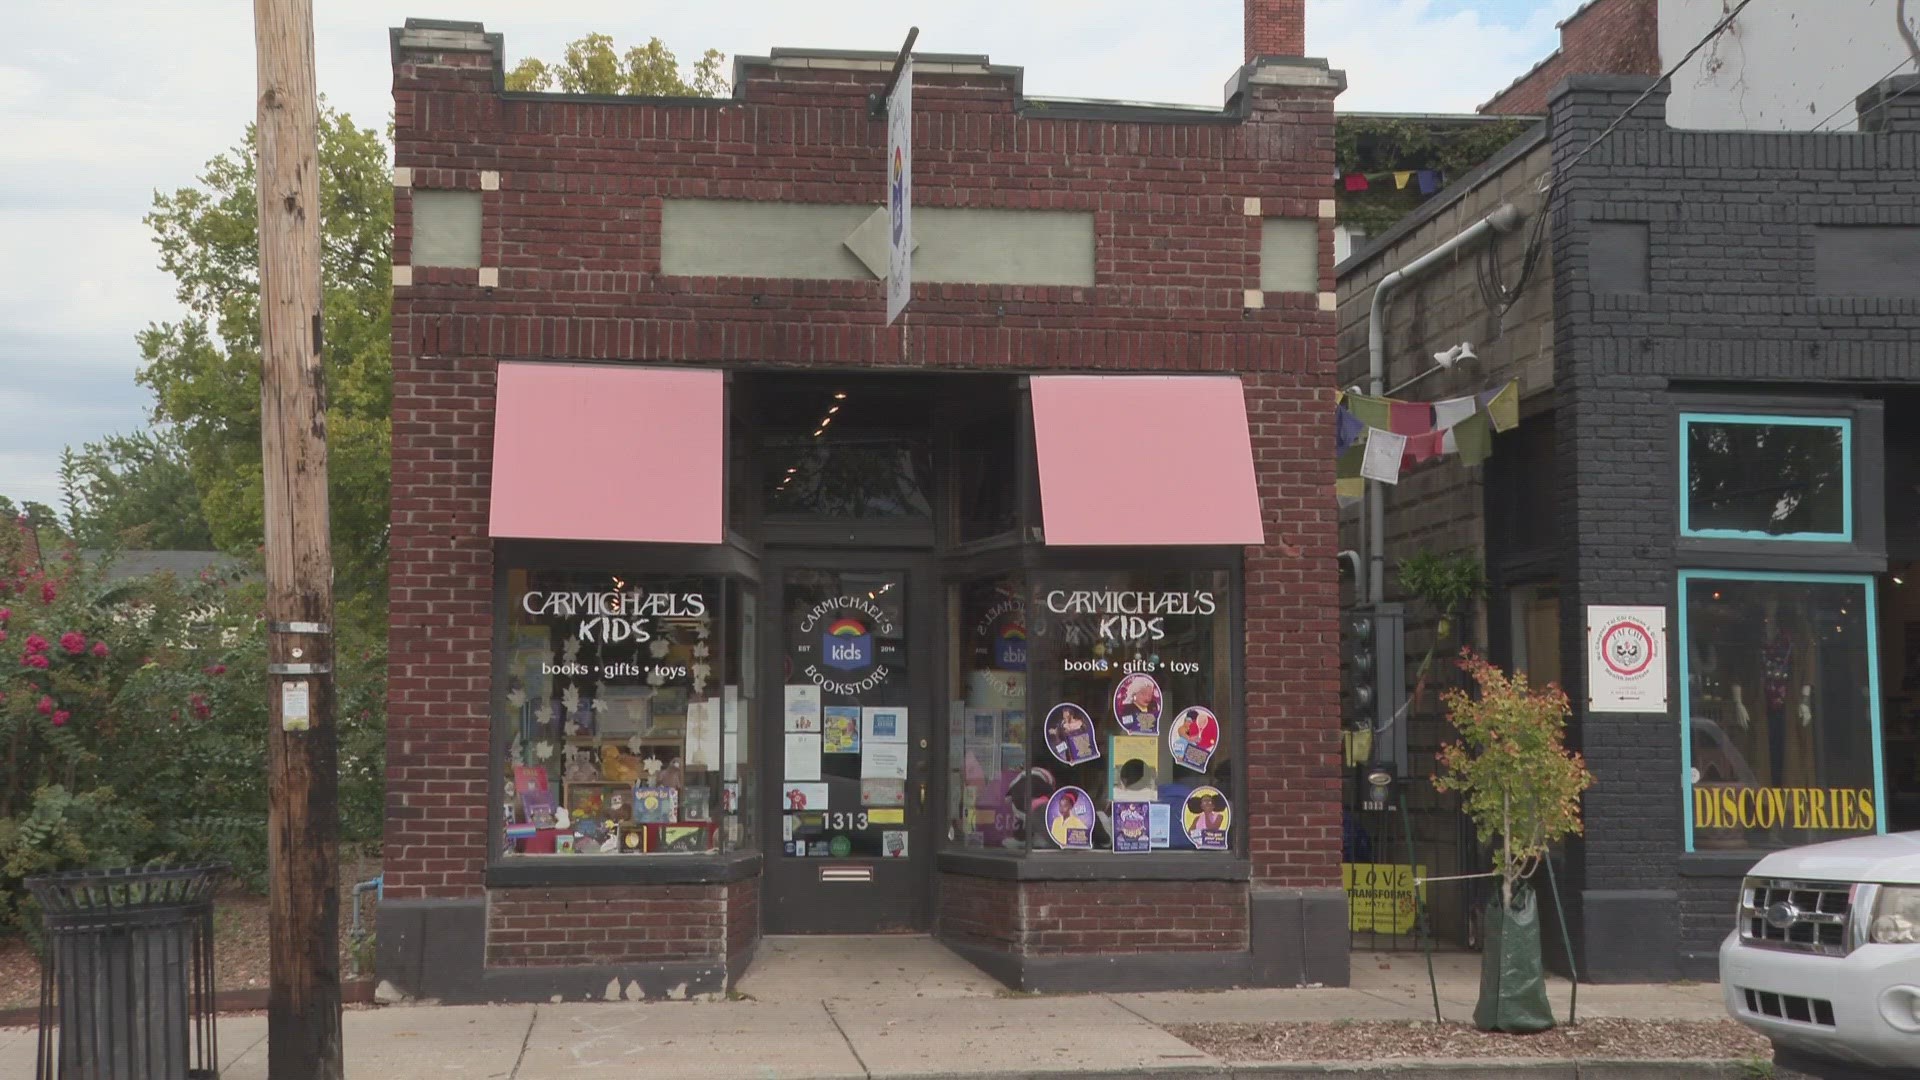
[478, 267, 499, 288]
[1318, 291, 1337, 311]
[1243, 197, 1262, 217]
[393, 167, 412, 188]
[1319, 198, 1336, 219]
[480, 170, 500, 192]
[1243, 288, 1266, 309]
[392, 265, 412, 287]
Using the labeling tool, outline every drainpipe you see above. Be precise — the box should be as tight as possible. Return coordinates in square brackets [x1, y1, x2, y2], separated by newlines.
[1363, 202, 1523, 606]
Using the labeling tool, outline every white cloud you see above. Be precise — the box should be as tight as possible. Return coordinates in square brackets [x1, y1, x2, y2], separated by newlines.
[0, 209, 175, 372]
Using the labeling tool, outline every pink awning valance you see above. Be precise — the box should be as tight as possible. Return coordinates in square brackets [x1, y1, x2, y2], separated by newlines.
[489, 363, 724, 544]
[1029, 375, 1266, 547]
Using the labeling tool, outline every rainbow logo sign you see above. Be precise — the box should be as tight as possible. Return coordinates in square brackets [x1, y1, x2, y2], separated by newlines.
[823, 617, 872, 672]
[995, 623, 1027, 672]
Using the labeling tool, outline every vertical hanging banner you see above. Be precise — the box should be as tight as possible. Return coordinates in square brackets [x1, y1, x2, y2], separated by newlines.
[1587, 605, 1668, 713]
[886, 56, 913, 325]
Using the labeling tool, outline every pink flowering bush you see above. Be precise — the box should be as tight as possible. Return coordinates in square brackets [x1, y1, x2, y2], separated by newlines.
[0, 518, 386, 932]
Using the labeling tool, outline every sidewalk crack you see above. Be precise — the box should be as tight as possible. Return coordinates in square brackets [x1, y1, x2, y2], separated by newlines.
[508, 1004, 538, 1079]
[822, 999, 872, 1079]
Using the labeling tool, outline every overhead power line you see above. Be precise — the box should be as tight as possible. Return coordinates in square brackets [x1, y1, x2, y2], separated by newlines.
[1553, 0, 1758, 180]
[1814, 55, 1920, 132]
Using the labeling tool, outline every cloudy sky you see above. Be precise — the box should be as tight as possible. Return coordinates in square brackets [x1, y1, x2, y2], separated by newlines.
[0, 0, 1582, 509]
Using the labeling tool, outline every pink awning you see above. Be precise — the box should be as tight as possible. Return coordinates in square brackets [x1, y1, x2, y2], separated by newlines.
[1030, 376, 1265, 546]
[490, 363, 724, 544]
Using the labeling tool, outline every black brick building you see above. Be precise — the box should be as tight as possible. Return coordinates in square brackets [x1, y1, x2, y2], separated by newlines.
[1336, 73, 1920, 981]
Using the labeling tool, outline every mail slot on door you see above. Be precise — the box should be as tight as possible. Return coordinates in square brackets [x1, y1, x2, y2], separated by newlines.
[820, 867, 874, 883]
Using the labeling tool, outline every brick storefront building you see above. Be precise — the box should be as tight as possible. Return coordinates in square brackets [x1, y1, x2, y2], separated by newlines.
[1337, 73, 1920, 981]
[380, 3, 1350, 1001]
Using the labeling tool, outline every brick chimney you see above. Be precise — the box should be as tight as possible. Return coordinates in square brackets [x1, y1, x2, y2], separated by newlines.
[1245, 0, 1305, 60]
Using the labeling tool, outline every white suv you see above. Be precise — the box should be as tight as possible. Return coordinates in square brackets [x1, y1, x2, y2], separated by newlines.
[1721, 832, 1920, 1076]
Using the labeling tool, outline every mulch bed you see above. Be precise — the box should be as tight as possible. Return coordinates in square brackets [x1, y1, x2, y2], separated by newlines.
[1169, 1018, 1772, 1063]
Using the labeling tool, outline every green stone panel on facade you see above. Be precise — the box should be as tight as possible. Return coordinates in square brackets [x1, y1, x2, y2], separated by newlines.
[661, 200, 1096, 286]
[1259, 217, 1319, 293]
[411, 189, 484, 269]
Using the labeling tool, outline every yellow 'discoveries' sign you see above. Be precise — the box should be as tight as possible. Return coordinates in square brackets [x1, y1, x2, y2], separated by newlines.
[1692, 786, 1876, 833]
[1342, 862, 1425, 935]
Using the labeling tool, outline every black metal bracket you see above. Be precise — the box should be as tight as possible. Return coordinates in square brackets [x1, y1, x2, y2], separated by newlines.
[866, 26, 920, 118]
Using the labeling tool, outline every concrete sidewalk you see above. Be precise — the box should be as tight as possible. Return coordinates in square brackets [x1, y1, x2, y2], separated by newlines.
[0, 946, 1740, 1079]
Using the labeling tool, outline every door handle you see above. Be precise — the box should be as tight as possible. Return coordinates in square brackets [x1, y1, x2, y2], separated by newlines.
[917, 781, 927, 809]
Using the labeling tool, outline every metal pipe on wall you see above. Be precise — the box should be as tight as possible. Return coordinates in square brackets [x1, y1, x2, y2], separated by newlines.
[1362, 202, 1524, 606]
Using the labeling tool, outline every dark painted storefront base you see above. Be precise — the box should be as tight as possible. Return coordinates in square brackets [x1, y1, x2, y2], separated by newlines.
[378, 875, 1350, 1001]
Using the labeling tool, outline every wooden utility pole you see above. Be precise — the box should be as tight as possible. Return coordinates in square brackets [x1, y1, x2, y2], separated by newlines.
[253, 0, 343, 1076]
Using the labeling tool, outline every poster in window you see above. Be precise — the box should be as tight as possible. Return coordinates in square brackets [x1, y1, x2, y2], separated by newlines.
[823, 706, 862, 754]
[862, 742, 909, 780]
[1168, 706, 1220, 772]
[1109, 735, 1159, 802]
[1112, 673, 1163, 734]
[783, 782, 830, 811]
[784, 731, 823, 781]
[784, 684, 822, 732]
[1044, 786, 1095, 849]
[861, 779, 906, 807]
[1043, 702, 1101, 766]
[863, 706, 909, 744]
[1112, 801, 1151, 852]
[1182, 786, 1230, 850]
[1148, 803, 1172, 848]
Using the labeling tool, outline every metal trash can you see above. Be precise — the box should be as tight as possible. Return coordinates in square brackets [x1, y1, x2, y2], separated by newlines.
[27, 863, 226, 1080]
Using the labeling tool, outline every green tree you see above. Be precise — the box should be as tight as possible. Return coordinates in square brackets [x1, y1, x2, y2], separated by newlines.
[507, 32, 728, 96]
[0, 498, 64, 539]
[58, 428, 215, 550]
[138, 106, 392, 620]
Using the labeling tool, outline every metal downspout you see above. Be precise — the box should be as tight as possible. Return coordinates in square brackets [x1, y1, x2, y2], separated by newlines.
[1362, 203, 1523, 606]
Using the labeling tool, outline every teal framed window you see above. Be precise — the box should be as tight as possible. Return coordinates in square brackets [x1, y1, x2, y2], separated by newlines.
[1679, 413, 1852, 542]
[1678, 570, 1885, 852]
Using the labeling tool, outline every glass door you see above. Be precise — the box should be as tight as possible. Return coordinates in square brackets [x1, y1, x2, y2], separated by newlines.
[763, 557, 934, 932]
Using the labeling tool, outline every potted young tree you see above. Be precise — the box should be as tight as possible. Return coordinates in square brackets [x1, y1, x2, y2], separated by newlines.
[1433, 652, 1593, 1033]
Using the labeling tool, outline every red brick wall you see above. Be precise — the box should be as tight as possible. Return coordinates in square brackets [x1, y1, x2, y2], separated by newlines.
[936, 876, 1248, 954]
[936, 873, 1022, 953]
[486, 885, 726, 966]
[1246, 0, 1306, 60]
[1480, 0, 1659, 115]
[1023, 881, 1247, 953]
[386, 27, 1342, 908]
[725, 877, 759, 963]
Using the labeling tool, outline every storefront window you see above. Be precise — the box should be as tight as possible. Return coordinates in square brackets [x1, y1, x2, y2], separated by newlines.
[497, 568, 751, 857]
[1681, 414, 1851, 541]
[1021, 570, 1235, 854]
[946, 574, 1030, 850]
[1681, 572, 1884, 851]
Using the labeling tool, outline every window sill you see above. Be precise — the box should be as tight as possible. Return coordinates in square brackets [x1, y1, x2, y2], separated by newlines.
[486, 851, 762, 888]
[937, 850, 1251, 881]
